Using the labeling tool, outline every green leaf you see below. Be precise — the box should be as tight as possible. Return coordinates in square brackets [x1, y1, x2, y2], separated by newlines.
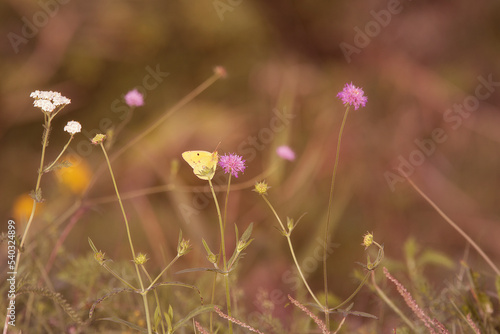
[202, 238, 217, 263]
[172, 305, 215, 332]
[417, 249, 455, 269]
[153, 305, 162, 331]
[240, 222, 253, 242]
[88, 237, 98, 253]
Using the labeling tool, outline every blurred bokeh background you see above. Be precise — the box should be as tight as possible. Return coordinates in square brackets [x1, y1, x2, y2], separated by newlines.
[1, 0, 500, 331]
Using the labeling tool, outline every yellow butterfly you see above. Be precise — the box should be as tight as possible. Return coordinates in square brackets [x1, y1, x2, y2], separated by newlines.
[182, 150, 219, 180]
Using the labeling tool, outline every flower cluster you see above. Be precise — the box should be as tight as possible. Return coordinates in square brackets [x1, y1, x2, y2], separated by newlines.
[30, 90, 71, 113]
[64, 121, 82, 135]
[219, 153, 246, 178]
[124, 89, 144, 107]
[337, 82, 367, 110]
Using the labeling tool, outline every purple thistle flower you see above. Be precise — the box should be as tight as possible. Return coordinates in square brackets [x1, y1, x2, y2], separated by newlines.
[337, 82, 367, 110]
[124, 89, 144, 107]
[219, 153, 246, 178]
[276, 145, 296, 161]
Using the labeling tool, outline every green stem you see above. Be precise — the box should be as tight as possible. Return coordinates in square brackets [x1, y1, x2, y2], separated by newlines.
[147, 255, 180, 289]
[261, 196, 323, 308]
[14, 113, 55, 274]
[323, 106, 350, 327]
[142, 265, 166, 334]
[330, 272, 370, 311]
[208, 179, 233, 334]
[102, 264, 137, 290]
[98, 142, 152, 334]
[43, 135, 75, 173]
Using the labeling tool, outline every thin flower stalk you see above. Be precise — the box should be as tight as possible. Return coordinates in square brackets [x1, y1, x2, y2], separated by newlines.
[323, 105, 350, 326]
[260, 195, 322, 308]
[207, 178, 233, 334]
[407, 178, 500, 276]
[43, 122, 81, 173]
[96, 139, 152, 334]
[323, 83, 367, 327]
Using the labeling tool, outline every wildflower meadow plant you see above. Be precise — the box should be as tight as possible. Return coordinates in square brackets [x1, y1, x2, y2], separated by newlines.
[181, 151, 251, 334]
[253, 82, 379, 332]
[7, 71, 497, 334]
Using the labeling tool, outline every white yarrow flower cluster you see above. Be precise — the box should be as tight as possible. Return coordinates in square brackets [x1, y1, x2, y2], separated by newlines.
[30, 90, 71, 113]
[64, 121, 81, 135]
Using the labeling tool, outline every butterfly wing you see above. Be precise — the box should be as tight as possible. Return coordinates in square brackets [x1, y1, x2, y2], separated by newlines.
[182, 151, 218, 180]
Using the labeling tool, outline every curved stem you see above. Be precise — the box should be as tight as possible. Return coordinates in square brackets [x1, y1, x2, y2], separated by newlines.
[323, 106, 350, 327]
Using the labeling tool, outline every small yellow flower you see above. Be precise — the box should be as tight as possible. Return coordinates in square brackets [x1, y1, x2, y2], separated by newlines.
[253, 181, 270, 195]
[362, 232, 374, 249]
[91, 134, 106, 145]
[56, 158, 92, 194]
[134, 253, 148, 265]
[94, 250, 106, 265]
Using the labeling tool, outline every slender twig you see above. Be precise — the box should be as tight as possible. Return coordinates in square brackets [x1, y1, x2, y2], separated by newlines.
[406, 178, 500, 276]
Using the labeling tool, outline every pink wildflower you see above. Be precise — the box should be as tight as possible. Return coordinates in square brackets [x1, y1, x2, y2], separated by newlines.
[219, 153, 246, 178]
[276, 145, 295, 161]
[124, 89, 144, 107]
[337, 82, 367, 110]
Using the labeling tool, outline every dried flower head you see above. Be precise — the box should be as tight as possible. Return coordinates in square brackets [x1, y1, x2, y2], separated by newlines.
[64, 120, 81, 135]
[124, 89, 144, 107]
[177, 239, 192, 256]
[134, 253, 149, 265]
[253, 181, 270, 195]
[93, 250, 106, 266]
[91, 134, 106, 145]
[362, 231, 374, 249]
[276, 145, 296, 161]
[219, 153, 246, 178]
[30, 90, 71, 113]
[337, 82, 367, 110]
